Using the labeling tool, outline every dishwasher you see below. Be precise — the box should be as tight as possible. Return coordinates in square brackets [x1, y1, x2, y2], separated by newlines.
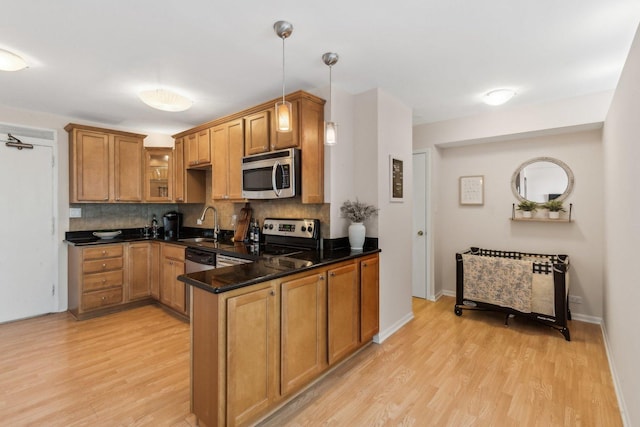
[185, 247, 253, 273]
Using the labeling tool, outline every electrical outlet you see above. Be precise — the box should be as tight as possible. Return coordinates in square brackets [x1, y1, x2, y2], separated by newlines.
[568, 295, 582, 304]
[69, 207, 82, 218]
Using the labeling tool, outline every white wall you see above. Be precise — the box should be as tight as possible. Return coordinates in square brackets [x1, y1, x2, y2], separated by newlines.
[602, 24, 640, 426]
[354, 89, 414, 340]
[414, 126, 605, 320]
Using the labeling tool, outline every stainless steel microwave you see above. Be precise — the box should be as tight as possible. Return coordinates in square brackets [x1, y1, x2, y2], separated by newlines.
[241, 148, 300, 199]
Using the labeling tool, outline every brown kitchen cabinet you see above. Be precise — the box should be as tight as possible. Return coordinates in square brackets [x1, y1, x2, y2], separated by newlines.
[244, 110, 271, 155]
[160, 244, 187, 316]
[173, 137, 185, 203]
[150, 242, 160, 299]
[186, 129, 211, 168]
[173, 137, 207, 203]
[211, 118, 244, 201]
[173, 90, 324, 204]
[226, 284, 278, 426]
[327, 261, 360, 365]
[66, 123, 145, 203]
[190, 252, 379, 427]
[280, 270, 328, 395]
[68, 243, 125, 319]
[128, 242, 152, 301]
[359, 254, 380, 342]
[144, 148, 173, 202]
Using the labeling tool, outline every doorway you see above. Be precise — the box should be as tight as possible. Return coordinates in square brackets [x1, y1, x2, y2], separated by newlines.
[0, 124, 58, 322]
[412, 150, 433, 300]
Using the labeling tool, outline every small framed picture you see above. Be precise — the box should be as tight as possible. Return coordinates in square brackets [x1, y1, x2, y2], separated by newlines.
[459, 175, 484, 205]
[389, 155, 404, 202]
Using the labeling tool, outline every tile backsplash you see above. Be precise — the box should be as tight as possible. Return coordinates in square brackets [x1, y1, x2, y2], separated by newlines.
[69, 200, 330, 237]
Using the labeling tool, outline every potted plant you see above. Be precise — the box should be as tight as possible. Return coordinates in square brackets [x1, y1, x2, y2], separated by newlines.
[516, 200, 538, 218]
[543, 199, 566, 219]
[340, 199, 379, 251]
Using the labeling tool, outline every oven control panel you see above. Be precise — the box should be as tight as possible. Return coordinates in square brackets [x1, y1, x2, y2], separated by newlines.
[263, 218, 319, 239]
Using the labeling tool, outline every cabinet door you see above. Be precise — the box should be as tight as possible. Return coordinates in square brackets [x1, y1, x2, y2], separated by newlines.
[197, 128, 211, 164]
[244, 110, 270, 155]
[186, 132, 199, 167]
[160, 256, 175, 307]
[280, 272, 327, 395]
[271, 100, 299, 151]
[299, 99, 324, 204]
[172, 260, 187, 314]
[327, 262, 359, 365]
[227, 119, 245, 200]
[144, 148, 173, 202]
[360, 255, 380, 342]
[73, 129, 110, 202]
[211, 124, 229, 200]
[174, 138, 185, 202]
[113, 135, 143, 202]
[227, 286, 277, 426]
[128, 242, 151, 300]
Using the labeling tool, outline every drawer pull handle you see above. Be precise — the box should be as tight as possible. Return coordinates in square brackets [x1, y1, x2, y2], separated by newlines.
[102, 250, 107, 255]
[101, 296, 106, 301]
[319, 276, 325, 280]
[102, 263, 106, 269]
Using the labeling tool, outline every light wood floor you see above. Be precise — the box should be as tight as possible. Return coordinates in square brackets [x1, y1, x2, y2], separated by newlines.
[0, 297, 621, 426]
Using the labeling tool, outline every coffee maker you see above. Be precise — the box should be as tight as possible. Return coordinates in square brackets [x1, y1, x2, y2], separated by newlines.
[162, 211, 183, 240]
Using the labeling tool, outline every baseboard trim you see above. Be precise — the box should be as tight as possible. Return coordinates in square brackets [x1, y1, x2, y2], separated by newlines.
[601, 322, 630, 427]
[374, 311, 414, 344]
[569, 312, 602, 324]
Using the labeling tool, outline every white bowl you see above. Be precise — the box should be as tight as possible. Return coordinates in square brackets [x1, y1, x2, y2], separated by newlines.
[93, 230, 122, 239]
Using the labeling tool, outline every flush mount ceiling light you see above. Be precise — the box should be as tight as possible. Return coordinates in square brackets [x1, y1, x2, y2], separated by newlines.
[0, 48, 28, 71]
[483, 88, 516, 106]
[138, 88, 193, 112]
[322, 52, 339, 146]
[274, 20, 293, 132]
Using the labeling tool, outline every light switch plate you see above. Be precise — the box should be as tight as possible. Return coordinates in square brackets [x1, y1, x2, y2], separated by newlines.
[69, 207, 82, 218]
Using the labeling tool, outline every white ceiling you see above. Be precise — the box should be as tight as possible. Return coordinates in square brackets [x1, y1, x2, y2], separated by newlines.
[2, 1, 639, 136]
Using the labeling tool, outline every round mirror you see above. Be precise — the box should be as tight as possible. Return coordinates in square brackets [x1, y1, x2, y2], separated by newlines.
[511, 157, 574, 203]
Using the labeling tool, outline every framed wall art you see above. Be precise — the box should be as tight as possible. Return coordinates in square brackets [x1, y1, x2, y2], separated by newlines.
[459, 175, 484, 205]
[389, 155, 404, 202]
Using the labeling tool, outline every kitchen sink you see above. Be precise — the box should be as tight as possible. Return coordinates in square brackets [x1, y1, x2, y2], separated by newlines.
[178, 237, 217, 243]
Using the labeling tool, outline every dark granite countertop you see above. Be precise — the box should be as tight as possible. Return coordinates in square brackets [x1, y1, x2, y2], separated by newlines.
[65, 227, 380, 294]
[178, 247, 381, 294]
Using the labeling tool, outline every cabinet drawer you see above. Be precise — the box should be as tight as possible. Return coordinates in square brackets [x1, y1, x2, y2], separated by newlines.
[163, 244, 185, 261]
[83, 257, 123, 274]
[82, 288, 123, 311]
[83, 270, 123, 293]
[83, 245, 124, 260]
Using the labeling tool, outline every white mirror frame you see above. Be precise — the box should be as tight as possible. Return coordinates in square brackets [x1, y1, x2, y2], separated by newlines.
[511, 156, 574, 203]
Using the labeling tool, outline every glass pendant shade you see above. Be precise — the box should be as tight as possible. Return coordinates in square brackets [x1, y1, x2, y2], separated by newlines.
[275, 100, 293, 132]
[325, 121, 337, 145]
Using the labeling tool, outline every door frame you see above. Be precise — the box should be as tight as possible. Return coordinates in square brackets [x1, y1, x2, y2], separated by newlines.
[0, 122, 60, 316]
[412, 148, 435, 301]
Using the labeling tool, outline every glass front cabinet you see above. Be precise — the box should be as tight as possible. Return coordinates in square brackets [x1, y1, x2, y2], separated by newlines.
[145, 148, 173, 202]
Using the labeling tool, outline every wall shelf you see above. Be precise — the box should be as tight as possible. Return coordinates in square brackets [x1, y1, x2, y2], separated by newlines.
[511, 203, 573, 222]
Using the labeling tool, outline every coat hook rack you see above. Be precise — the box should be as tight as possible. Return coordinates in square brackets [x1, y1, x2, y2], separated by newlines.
[2, 133, 34, 150]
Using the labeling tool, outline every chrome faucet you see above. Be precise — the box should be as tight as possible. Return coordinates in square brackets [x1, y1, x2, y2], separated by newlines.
[198, 205, 219, 240]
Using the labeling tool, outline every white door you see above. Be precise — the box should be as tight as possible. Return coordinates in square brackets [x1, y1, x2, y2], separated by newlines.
[0, 133, 56, 322]
[412, 151, 429, 299]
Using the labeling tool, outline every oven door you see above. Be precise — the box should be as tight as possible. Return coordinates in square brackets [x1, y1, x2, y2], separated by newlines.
[242, 149, 299, 199]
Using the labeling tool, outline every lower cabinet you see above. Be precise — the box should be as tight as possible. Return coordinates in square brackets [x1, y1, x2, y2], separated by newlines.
[190, 253, 379, 427]
[160, 244, 187, 316]
[128, 242, 152, 300]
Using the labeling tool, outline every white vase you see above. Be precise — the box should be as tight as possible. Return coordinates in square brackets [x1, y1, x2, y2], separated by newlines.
[549, 211, 560, 219]
[522, 211, 532, 219]
[348, 222, 366, 251]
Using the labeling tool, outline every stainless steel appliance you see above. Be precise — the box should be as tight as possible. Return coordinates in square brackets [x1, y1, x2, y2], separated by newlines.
[261, 217, 320, 253]
[241, 148, 300, 199]
[185, 248, 216, 273]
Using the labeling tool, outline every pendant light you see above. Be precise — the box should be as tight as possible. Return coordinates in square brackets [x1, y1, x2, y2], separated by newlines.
[274, 21, 293, 132]
[322, 52, 339, 146]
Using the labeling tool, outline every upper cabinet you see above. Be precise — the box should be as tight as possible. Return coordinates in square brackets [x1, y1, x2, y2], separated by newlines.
[66, 124, 145, 203]
[212, 119, 244, 200]
[144, 148, 173, 202]
[186, 128, 211, 168]
[173, 90, 325, 204]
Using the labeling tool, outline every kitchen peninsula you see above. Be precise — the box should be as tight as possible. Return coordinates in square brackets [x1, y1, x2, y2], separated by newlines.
[179, 247, 380, 427]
